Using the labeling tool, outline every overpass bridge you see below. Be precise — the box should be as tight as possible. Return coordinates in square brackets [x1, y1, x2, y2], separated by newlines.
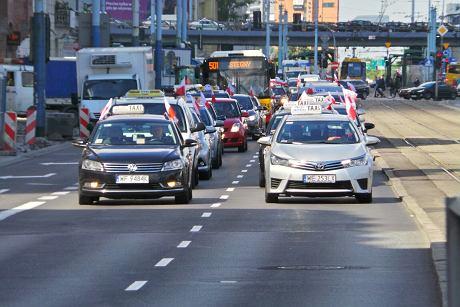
[110, 27, 460, 48]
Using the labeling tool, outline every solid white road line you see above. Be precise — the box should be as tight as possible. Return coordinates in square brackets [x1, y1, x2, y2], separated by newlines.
[125, 281, 148, 291]
[250, 160, 255, 162]
[0, 201, 46, 221]
[38, 196, 59, 201]
[220, 280, 238, 284]
[64, 186, 78, 191]
[237, 175, 244, 178]
[52, 191, 70, 196]
[177, 241, 191, 248]
[0, 189, 10, 194]
[0, 173, 56, 180]
[241, 170, 248, 173]
[226, 188, 235, 192]
[155, 258, 174, 267]
[219, 195, 229, 200]
[190, 225, 203, 232]
[40, 162, 78, 166]
[232, 181, 239, 184]
[201, 212, 212, 218]
[211, 203, 221, 208]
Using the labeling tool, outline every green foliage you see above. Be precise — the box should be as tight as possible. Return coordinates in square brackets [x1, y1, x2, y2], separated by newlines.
[217, 0, 255, 21]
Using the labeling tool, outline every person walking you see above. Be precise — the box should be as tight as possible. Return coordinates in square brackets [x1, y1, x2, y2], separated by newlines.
[375, 76, 386, 97]
[392, 72, 402, 98]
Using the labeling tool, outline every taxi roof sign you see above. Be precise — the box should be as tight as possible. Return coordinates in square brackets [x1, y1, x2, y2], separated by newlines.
[112, 104, 145, 115]
[125, 90, 165, 98]
[291, 104, 322, 115]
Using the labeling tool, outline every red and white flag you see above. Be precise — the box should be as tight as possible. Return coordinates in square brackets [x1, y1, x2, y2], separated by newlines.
[226, 85, 234, 96]
[334, 73, 340, 85]
[164, 97, 177, 122]
[326, 92, 337, 110]
[98, 98, 114, 121]
[249, 86, 255, 97]
[175, 77, 186, 96]
[343, 88, 357, 121]
[296, 74, 301, 88]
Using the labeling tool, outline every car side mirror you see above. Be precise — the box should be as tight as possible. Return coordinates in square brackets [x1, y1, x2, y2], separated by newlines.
[183, 138, 198, 147]
[205, 126, 217, 134]
[214, 120, 224, 127]
[257, 136, 271, 146]
[191, 122, 206, 133]
[364, 122, 375, 131]
[241, 111, 249, 117]
[366, 136, 380, 146]
[72, 139, 87, 148]
[71, 93, 79, 105]
[217, 115, 226, 121]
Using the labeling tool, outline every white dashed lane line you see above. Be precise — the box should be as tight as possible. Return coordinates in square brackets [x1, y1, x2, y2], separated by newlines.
[38, 196, 59, 201]
[241, 170, 248, 173]
[0, 201, 46, 221]
[52, 191, 70, 196]
[0, 189, 10, 194]
[211, 203, 221, 208]
[246, 164, 252, 167]
[232, 181, 239, 184]
[219, 195, 229, 200]
[201, 212, 212, 218]
[155, 258, 174, 267]
[190, 225, 203, 232]
[125, 281, 148, 291]
[250, 160, 255, 162]
[226, 188, 235, 192]
[253, 155, 258, 158]
[177, 241, 191, 248]
[237, 175, 244, 178]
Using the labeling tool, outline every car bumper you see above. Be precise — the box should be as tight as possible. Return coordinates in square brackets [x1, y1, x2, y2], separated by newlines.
[79, 169, 186, 199]
[266, 164, 373, 196]
[222, 131, 245, 147]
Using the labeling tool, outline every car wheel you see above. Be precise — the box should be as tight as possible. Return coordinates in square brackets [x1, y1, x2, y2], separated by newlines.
[238, 140, 247, 152]
[175, 184, 192, 204]
[252, 133, 259, 141]
[259, 171, 265, 187]
[265, 189, 278, 203]
[200, 166, 212, 180]
[194, 166, 200, 186]
[423, 92, 432, 100]
[79, 194, 98, 205]
[218, 147, 223, 166]
[450, 92, 457, 100]
[212, 154, 219, 169]
[361, 92, 367, 100]
[355, 192, 372, 203]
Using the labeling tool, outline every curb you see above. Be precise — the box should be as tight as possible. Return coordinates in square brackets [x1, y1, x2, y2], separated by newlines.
[375, 149, 447, 307]
[0, 142, 72, 168]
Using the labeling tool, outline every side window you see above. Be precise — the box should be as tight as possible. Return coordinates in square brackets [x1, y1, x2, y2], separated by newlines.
[183, 106, 195, 130]
[22, 72, 34, 87]
[6, 72, 15, 86]
[173, 122, 184, 143]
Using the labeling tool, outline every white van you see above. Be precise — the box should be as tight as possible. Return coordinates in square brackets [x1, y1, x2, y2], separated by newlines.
[1, 64, 34, 115]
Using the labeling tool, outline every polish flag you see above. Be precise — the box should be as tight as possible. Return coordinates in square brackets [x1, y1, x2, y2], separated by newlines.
[326, 92, 336, 110]
[226, 86, 234, 96]
[343, 88, 357, 121]
[164, 97, 177, 121]
[249, 86, 255, 97]
[334, 73, 340, 85]
[211, 94, 217, 103]
[175, 78, 186, 96]
[98, 98, 114, 121]
[296, 74, 302, 88]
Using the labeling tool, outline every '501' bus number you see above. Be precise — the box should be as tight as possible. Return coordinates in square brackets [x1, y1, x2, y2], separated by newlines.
[209, 62, 219, 70]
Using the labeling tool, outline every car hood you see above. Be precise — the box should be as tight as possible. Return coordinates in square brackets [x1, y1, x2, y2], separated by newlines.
[86, 145, 179, 164]
[272, 143, 365, 162]
[224, 118, 241, 128]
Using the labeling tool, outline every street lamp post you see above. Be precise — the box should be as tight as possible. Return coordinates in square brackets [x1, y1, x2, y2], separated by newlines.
[313, 0, 319, 74]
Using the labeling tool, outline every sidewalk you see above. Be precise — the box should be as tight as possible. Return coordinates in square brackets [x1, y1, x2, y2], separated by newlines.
[0, 141, 72, 168]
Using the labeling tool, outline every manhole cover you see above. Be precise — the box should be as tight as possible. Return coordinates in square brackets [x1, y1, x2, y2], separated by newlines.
[258, 265, 369, 271]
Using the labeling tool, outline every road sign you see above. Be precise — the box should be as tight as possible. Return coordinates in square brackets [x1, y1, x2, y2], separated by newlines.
[385, 41, 391, 48]
[437, 24, 448, 37]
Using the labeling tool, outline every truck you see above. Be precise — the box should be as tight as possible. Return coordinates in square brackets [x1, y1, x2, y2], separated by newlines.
[76, 47, 154, 121]
[0, 57, 77, 116]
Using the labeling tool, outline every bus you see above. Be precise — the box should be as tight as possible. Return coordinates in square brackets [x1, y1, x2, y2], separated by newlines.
[446, 63, 460, 86]
[340, 57, 366, 81]
[201, 50, 275, 109]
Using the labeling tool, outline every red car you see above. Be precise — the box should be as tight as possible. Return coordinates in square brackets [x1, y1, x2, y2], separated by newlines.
[211, 98, 248, 152]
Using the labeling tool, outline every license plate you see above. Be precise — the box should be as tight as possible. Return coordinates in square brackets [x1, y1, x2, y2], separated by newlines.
[303, 174, 336, 183]
[116, 175, 149, 184]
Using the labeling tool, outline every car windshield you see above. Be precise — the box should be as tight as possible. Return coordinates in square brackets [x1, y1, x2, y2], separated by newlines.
[301, 85, 342, 94]
[234, 96, 254, 110]
[203, 91, 230, 98]
[199, 108, 212, 126]
[114, 103, 187, 132]
[272, 87, 286, 96]
[83, 79, 137, 100]
[277, 120, 359, 144]
[91, 121, 178, 146]
[213, 101, 241, 118]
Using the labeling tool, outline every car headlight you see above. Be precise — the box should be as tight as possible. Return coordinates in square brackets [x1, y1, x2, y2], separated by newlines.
[248, 115, 256, 121]
[82, 159, 104, 171]
[270, 153, 289, 166]
[162, 159, 184, 171]
[230, 123, 241, 133]
[341, 155, 368, 168]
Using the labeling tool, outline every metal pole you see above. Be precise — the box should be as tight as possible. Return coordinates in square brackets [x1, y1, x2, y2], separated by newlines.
[411, 0, 415, 23]
[0, 74, 6, 149]
[283, 10, 288, 60]
[155, 0, 163, 89]
[132, 0, 140, 46]
[92, 0, 101, 47]
[176, 0, 183, 47]
[313, 0, 319, 74]
[182, 0, 188, 43]
[33, 0, 47, 137]
[264, 0, 271, 59]
[278, 4, 283, 68]
[150, 0, 155, 43]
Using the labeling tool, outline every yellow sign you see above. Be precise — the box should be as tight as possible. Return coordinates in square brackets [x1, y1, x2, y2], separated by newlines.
[385, 41, 391, 48]
[125, 90, 165, 98]
[443, 43, 450, 50]
[437, 24, 448, 37]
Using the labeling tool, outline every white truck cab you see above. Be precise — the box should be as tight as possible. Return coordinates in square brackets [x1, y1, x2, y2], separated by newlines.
[0, 64, 34, 115]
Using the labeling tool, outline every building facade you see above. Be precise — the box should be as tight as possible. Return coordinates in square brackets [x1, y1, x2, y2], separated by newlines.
[0, 0, 33, 58]
[273, 0, 339, 23]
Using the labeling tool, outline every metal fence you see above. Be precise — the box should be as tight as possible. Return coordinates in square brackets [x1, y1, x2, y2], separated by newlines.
[0, 74, 6, 150]
[447, 196, 460, 307]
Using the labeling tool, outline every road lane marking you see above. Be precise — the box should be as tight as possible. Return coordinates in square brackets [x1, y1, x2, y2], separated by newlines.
[40, 162, 78, 166]
[177, 241, 191, 248]
[0, 173, 56, 180]
[64, 186, 78, 191]
[253, 155, 258, 158]
[226, 188, 235, 192]
[246, 164, 252, 167]
[211, 203, 221, 208]
[38, 196, 58, 201]
[232, 181, 239, 184]
[125, 281, 147, 291]
[241, 170, 248, 173]
[52, 191, 70, 196]
[219, 195, 229, 200]
[0, 189, 10, 194]
[155, 258, 174, 267]
[190, 225, 203, 232]
[0, 201, 46, 221]
[250, 160, 255, 162]
[237, 175, 244, 178]
[201, 212, 212, 218]
[220, 281, 238, 284]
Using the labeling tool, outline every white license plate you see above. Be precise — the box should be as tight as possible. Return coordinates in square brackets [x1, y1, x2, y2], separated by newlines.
[116, 175, 149, 184]
[303, 174, 336, 183]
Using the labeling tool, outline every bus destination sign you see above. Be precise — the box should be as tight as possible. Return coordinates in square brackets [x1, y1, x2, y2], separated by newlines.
[208, 59, 263, 71]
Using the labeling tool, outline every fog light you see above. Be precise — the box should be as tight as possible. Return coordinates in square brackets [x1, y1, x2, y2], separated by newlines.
[83, 181, 103, 189]
[166, 181, 177, 188]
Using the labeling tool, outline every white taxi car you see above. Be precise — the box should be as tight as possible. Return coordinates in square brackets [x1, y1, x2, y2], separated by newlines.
[258, 105, 379, 203]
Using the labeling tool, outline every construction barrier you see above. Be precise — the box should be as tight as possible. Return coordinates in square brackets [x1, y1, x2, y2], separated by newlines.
[79, 107, 90, 138]
[3, 111, 17, 152]
[25, 106, 37, 145]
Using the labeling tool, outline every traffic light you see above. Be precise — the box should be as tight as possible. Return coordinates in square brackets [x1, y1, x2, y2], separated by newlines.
[435, 51, 443, 69]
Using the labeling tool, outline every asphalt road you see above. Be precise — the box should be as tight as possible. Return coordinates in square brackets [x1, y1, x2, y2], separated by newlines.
[0, 141, 441, 307]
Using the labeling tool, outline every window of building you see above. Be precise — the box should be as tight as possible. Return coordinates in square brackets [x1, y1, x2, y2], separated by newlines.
[323, 2, 335, 8]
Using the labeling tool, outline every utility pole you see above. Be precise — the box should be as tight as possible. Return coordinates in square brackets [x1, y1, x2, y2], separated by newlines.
[176, 0, 183, 47]
[155, 0, 163, 89]
[278, 4, 283, 68]
[313, 0, 319, 74]
[150, 0, 155, 43]
[92, 0, 101, 47]
[283, 10, 288, 61]
[33, 0, 47, 137]
[182, 0, 188, 44]
[132, 0, 140, 46]
[264, 0, 271, 59]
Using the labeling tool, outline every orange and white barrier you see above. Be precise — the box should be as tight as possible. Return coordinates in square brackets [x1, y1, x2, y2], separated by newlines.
[79, 107, 90, 138]
[3, 111, 17, 152]
[25, 106, 36, 145]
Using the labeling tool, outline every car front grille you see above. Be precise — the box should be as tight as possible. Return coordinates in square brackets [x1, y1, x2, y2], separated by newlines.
[104, 183, 163, 190]
[289, 160, 344, 171]
[271, 178, 282, 189]
[103, 163, 163, 173]
[286, 180, 352, 190]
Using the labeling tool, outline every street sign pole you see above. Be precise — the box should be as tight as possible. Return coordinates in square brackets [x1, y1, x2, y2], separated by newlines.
[132, 0, 140, 46]
[313, 0, 319, 74]
[33, 0, 47, 137]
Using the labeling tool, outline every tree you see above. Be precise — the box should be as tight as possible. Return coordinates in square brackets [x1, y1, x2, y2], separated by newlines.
[217, 0, 255, 22]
